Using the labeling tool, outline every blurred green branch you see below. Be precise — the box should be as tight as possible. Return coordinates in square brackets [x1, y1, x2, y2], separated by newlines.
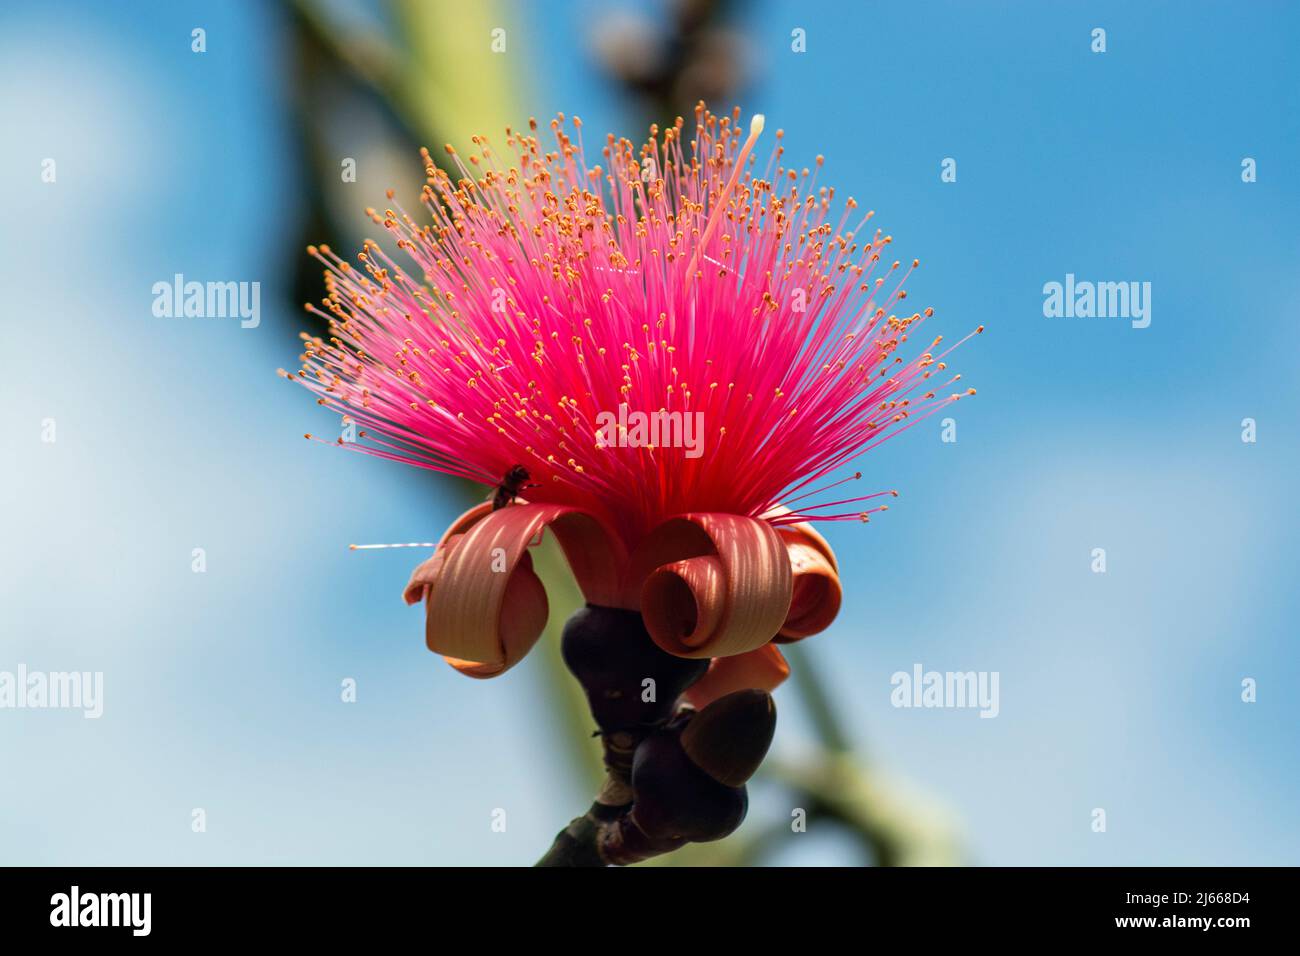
[654, 644, 964, 868]
[784, 643, 852, 754]
[286, 0, 604, 797]
[287, 0, 429, 147]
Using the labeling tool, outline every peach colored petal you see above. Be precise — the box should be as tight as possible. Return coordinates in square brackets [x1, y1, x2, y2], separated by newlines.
[775, 538, 842, 641]
[443, 551, 548, 678]
[440, 501, 494, 543]
[403, 533, 462, 606]
[415, 503, 627, 678]
[631, 513, 792, 659]
[403, 502, 494, 606]
[754, 515, 841, 641]
[776, 519, 838, 573]
[682, 644, 790, 710]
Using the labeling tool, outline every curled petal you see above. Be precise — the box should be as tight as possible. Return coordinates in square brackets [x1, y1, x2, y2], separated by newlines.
[775, 524, 842, 641]
[415, 502, 627, 678]
[777, 518, 838, 573]
[402, 502, 494, 606]
[442, 549, 548, 678]
[632, 513, 792, 659]
[403, 534, 460, 606]
[440, 501, 495, 542]
[682, 644, 790, 710]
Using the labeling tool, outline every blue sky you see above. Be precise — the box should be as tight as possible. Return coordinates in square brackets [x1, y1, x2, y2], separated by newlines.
[1, 0, 1297, 865]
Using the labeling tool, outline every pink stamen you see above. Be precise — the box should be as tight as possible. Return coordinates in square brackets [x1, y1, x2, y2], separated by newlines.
[283, 105, 981, 548]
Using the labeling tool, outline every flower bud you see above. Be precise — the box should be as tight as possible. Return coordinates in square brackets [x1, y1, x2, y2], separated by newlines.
[626, 724, 748, 845]
[561, 604, 709, 731]
[680, 689, 776, 787]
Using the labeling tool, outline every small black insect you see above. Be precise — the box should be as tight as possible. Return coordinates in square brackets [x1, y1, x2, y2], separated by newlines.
[491, 465, 532, 511]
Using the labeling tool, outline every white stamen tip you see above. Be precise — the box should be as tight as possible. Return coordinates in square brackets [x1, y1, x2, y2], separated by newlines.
[349, 542, 438, 551]
[750, 114, 766, 138]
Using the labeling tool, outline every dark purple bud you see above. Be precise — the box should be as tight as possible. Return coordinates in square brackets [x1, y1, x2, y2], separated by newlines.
[628, 724, 747, 844]
[680, 689, 776, 787]
[561, 604, 709, 731]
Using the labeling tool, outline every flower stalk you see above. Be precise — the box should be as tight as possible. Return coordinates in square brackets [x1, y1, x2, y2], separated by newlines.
[537, 606, 776, 866]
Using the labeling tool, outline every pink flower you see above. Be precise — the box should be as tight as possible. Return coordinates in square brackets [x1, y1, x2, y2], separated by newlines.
[283, 105, 979, 699]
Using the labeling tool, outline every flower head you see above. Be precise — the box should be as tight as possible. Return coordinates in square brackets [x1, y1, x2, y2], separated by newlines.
[283, 104, 978, 687]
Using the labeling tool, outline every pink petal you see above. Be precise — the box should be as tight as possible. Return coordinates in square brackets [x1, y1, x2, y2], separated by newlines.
[631, 513, 793, 659]
[411, 502, 627, 677]
[683, 644, 791, 710]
